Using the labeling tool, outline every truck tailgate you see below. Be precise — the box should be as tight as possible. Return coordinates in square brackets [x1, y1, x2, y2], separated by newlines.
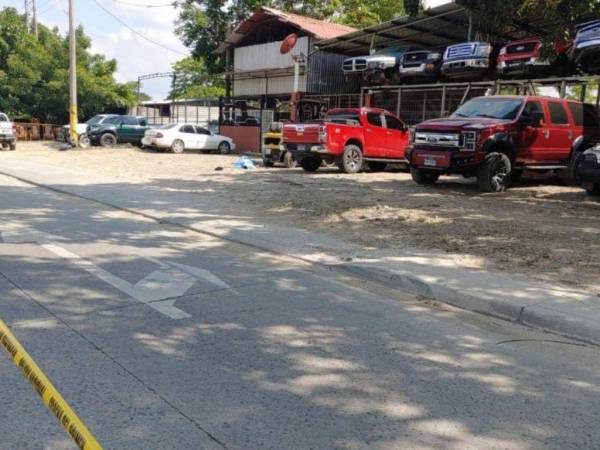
[282, 123, 320, 143]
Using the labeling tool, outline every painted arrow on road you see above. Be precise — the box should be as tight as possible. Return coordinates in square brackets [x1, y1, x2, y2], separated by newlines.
[1, 225, 232, 319]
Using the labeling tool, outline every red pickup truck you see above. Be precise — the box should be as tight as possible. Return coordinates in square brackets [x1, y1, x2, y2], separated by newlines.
[282, 107, 409, 173]
[407, 95, 600, 192]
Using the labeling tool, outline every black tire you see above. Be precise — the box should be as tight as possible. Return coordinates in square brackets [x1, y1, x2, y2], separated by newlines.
[477, 152, 511, 192]
[338, 144, 364, 174]
[99, 133, 117, 147]
[368, 161, 387, 172]
[558, 150, 584, 185]
[410, 167, 440, 185]
[9, 142, 16, 151]
[283, 151, 297, 168]
[300, 157, 321, 172]
[218, 141, 231, 154]
[171, 139, 185, 154]
[263, 158, 275, 167]
[586, 183, 600, 196]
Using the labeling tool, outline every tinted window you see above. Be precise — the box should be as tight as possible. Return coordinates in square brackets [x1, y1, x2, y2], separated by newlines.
[568, 103, 584, 126]
[548, 102, 569, 125]
[195, 127, 211, 135]
[583, 105, 600, 128]
[452, 98, 523, 120]
[367, 113, 383, 127]
[180, 125, 195, 133]
[325, 111, 360, 125]
[522, 101, 544, 119]
[139, 119, 147, 126]
[122, 116, 138, 125]
[385, 115, 405, 131]
[86, 115, 105, 125]
[105, 116, 121, 124]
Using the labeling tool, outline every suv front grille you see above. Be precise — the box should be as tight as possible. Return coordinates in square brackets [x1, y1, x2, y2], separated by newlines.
[446, 43, 476, 59]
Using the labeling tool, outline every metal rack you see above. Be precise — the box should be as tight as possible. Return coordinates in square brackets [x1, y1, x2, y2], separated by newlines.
[362, 76, 600, 125]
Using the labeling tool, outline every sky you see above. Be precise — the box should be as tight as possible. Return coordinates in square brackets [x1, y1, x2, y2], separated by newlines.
[3, 0, 450, 100]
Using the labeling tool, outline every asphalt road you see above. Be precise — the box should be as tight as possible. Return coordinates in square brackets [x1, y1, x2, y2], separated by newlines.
[1, 173, 599, 450]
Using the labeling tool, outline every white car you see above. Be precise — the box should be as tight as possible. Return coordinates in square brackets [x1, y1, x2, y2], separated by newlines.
[142, 123, 235, 154]
[0, 112, 16, 150]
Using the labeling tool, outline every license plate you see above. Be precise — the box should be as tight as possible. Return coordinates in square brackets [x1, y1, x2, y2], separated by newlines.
[424, 157, 437, 167]
[297, 144, 306, 151]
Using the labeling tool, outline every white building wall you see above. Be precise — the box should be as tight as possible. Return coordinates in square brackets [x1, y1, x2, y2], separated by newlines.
[233, 75, 307, 96]
[234, 37, 309, 72]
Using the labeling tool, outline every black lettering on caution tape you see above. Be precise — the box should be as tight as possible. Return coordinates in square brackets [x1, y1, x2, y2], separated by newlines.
[0, 331, 18, 359]
[18, 356, 47, 397]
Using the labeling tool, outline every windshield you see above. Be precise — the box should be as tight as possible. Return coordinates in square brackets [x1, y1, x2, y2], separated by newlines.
[86, 115, 106, 125]
[452, 98, 524, 120]
[103, 116, 121, 124]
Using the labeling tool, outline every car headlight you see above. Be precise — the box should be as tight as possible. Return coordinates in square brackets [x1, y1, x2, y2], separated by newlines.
[477, 44, 492, 57]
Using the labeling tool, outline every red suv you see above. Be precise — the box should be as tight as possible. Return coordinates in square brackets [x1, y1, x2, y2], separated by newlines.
[407, 96, 600, 191]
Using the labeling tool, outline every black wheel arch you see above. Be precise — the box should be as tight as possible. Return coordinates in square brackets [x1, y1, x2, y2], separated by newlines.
[482, 133, 517, 163]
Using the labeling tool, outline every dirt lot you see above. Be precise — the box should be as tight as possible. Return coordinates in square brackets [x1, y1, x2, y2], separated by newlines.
[4, 141, 600, 294]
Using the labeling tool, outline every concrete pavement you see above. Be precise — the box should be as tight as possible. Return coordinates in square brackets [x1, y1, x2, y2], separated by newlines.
[1, 170, 600, 448]
[1, 159, 600, 344]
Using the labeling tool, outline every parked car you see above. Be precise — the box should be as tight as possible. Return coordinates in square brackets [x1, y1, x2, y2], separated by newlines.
[407, 95, 600, 192]
[60, 114, 119, 146]
[282, 107, 409, 173]
[442, 42, 496, 80]
[576, 144, 600, 195]
[399, 50, 443, 82]
[141, 123, 234, 154]
[342, 46, 414, 85]
[569, 20, 600, 74]
[88, 115, 149, 147]
[497, 38, 551, 77]
[0, 112, 16, 150]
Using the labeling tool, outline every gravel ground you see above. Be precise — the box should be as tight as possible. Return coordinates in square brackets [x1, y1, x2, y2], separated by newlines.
[4, 141, 600, 294]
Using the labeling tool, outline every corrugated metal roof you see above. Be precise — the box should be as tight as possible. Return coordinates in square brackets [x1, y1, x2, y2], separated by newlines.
[216, 7, 356, 53]
[314, 2, 549, 56]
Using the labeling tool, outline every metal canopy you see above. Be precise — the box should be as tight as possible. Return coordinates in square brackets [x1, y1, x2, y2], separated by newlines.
[315, 2, 550, 56]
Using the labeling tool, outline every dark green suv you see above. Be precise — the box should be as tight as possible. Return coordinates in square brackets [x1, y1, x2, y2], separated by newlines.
[89, 115, 150, 147]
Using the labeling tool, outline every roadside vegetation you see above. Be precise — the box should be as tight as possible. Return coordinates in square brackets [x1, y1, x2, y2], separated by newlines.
[0, 7, 137, 123]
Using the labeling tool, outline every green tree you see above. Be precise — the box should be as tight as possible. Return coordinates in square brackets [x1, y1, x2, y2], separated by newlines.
[0, 7, 137, 123]
[168, 56, 225, 99]
[175, 0, 408, 73]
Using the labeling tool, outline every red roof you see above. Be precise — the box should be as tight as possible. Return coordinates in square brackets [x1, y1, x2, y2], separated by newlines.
[261, 7, 356, 41]
[216, 7, 356, 53]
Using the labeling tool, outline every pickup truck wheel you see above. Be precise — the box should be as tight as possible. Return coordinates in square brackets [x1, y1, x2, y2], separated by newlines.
[558, 150, 584, 185]
[477, 152, 511, 192]
[339, 144, 363, 174]
[368, 162, 387, 172]
[411, 167, 439, 185]
[283, 151, 297, 168]
[9, 142, 16, 151]
[218, 141, 231, 154]
[300, 157, 321, 172]
[586, 184, 600, 196]
[78, 134, 90, 148]
[263, 158, 274, 167]
[100, 133, 117, 147]
[171, 139, 185, 154]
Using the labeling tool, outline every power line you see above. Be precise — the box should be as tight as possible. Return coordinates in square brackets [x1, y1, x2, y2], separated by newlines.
[106, 0, 175, 8]
[89, 0, 187, 55]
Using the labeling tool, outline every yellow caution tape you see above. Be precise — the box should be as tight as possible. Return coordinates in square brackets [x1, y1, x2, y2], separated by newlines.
[0, 318, 102, 450]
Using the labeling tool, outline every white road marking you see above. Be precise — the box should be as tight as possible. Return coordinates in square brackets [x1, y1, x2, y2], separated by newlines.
[1, 225, 233, 319]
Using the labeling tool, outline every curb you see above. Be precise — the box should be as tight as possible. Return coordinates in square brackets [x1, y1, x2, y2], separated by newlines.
[2, 169, 599, 346]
